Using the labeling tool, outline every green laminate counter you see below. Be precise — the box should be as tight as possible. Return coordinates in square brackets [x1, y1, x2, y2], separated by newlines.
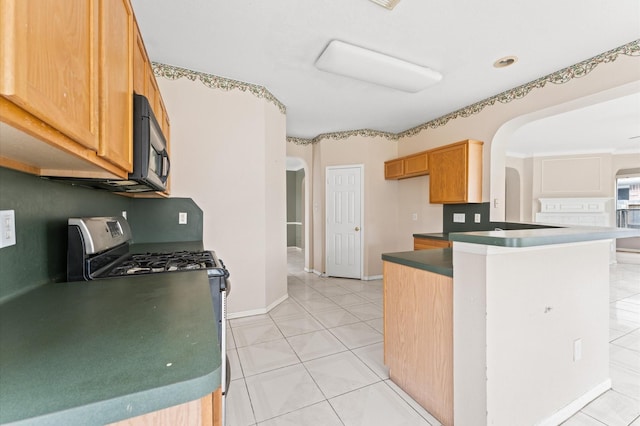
[449, 226, 640, 248]
[382, 248, 453, 277]
[0, 253, 221, 425]
[412, 232, 449, 241]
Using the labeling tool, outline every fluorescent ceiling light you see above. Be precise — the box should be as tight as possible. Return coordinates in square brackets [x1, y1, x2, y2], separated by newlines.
[369, 0, 401, 10]
[315, 40, 442, 93]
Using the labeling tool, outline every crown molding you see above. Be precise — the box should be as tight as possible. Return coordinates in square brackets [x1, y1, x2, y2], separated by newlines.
[152, 62, 286, 114]
[289, 39, 640, 145]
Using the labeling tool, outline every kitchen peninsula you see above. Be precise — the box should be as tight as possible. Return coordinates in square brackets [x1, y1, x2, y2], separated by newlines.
[382, 226, 639, 426]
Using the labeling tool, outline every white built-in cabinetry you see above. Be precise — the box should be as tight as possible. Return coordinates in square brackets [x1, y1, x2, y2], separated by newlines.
[535, 198, 612, 227]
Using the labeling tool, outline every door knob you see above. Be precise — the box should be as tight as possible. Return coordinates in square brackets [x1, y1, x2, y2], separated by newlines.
[355, 226, 360, 231]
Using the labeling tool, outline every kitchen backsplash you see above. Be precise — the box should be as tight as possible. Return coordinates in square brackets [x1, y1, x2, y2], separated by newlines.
[0, 167, 203, 302]
[443, 203, 491, 233]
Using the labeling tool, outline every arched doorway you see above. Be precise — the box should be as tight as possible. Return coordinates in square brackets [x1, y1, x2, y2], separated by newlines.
[286, 156, 311, 272]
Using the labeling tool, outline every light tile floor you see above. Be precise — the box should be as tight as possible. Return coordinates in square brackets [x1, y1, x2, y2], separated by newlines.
[226, 248, 640, 426]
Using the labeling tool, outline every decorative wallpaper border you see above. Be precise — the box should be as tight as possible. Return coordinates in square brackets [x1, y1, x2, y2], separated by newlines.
[153, 39, 639, 146]
[290, 39, 640, 145]
[152, 62, 287, 114]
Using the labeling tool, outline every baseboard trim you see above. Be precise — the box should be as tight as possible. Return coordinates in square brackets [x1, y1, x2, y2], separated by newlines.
[363, 275, 383, 281]
[536, 379, 611, 426]
[311, 269, 326, 277]
[227, 293, 289, 319]
[266, 293, 289, 311]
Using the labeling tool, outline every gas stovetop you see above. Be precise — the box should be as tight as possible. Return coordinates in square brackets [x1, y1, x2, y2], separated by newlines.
[105, 250, 216, 277]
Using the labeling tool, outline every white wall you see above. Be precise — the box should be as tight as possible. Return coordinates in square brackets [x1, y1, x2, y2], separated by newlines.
[506, 152, 640, 226]
[312, 136, 401, 278]
[157, 76, 287, 316]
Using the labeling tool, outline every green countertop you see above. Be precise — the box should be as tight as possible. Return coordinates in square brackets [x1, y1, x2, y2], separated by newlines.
[0, 246, 221, 425]
[412, 233, 449, 241]
[382, 249, 453, 277]
[449, 226, 640, 247]
[388, 226, 640, 276]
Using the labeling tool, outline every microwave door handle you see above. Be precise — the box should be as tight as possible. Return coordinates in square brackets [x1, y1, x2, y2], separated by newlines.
[161, 150, 170, 182]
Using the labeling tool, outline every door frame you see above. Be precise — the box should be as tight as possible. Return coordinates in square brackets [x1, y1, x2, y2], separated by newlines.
[325, 164, 365, 279]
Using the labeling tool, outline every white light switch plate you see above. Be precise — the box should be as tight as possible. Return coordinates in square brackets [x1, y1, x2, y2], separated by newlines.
[474, 213, 481, 223]
[0, 210, 16, 248]
[453, 213, 465, 223]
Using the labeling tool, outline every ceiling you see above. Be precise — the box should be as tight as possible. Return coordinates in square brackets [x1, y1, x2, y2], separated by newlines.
[507, 92, 640, 157]
[130, 0, 640, 143]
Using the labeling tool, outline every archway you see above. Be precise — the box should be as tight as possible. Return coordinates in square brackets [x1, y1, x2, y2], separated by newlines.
[286, 156, 311, 272]
[490, 81, 640, 221]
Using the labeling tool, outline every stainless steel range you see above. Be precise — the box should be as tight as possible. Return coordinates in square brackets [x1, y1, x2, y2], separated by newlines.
[67, 216, 230, 420]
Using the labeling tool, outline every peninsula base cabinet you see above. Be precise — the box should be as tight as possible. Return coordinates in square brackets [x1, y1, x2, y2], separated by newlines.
[109, 388, 222, 426]
[383, 261, 453, 426]
[414, 237, 452, 250]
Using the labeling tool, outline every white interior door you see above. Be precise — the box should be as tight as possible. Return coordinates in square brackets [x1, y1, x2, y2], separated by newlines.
[326, 165, 362, 279]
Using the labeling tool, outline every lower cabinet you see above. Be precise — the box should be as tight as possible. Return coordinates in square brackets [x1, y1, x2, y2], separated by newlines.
[414, 237, 451, 250]
[108, 388, 222, 426]
[383, 261, 453, 426]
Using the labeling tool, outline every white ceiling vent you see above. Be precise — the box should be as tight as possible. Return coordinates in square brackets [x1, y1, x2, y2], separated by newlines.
[369, 0, 401, 10]
[315, 40, 442, 93]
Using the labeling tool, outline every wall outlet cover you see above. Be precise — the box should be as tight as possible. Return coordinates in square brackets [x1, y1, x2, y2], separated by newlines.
[453, 213, 465, 223]
[474, 213, 481, 223]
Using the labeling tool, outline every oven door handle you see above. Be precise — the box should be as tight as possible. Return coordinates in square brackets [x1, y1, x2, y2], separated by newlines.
[225, 357, 231, 395]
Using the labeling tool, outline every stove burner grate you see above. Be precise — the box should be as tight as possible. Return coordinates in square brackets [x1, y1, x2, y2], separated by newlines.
[105, 251, 216, 277]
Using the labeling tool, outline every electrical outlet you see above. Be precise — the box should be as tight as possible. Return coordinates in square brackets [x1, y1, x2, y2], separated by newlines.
[178, 212, 188, 225]
[474, 213, 481, 223]
[121, 211, 127, 220]
[0, 210, 16, 248]
[412, 213, 418, 221]
[573, 338, 582, 362]
[453, 213, 465, 223]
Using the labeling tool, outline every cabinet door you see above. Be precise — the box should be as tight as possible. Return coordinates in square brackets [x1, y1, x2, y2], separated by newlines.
[403, 152, 428, 177]
[98, 0, 133, 172]
[132, 22, 147, 96]
[429, 143, 468, 203]
[384, 159, 404, 179]
[0, 0, 100, 151]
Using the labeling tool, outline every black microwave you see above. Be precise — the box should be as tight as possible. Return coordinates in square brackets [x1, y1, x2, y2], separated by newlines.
[45, 95, 170, 193]
[129, 94, 170, 192]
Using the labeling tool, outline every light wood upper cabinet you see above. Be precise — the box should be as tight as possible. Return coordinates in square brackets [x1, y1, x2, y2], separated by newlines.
[428, 139, 483, 204]
[132, 22, 147, 97]
[0, 0, 169, 183]
[384, 150, 428, 180]
[403, 151, 428, 178]
[0, 0, 100, 151]
[98, 0, 133, 172]
[384, 158, 404, 179]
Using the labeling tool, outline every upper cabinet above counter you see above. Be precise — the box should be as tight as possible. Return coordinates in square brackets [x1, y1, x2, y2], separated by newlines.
[384, 139, 483, 204]
[0, 0, 170, 194]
